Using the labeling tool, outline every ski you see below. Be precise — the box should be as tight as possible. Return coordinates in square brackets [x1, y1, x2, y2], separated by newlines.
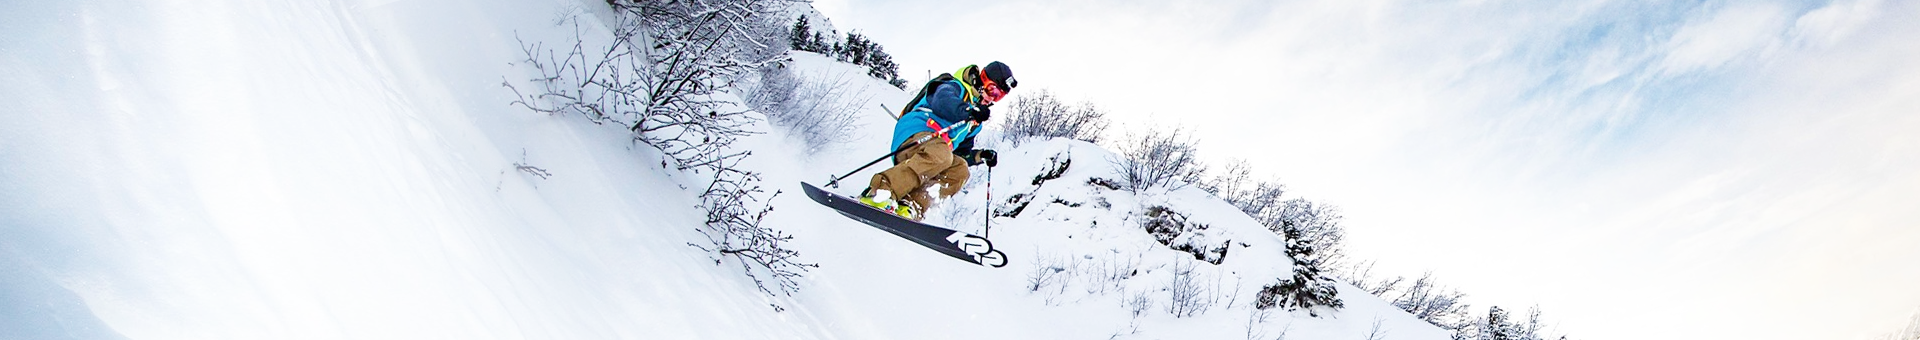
[800, 182, 1007, 267]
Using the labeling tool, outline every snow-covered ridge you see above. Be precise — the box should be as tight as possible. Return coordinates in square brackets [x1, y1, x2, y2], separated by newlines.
[750, 52, 1453, 339]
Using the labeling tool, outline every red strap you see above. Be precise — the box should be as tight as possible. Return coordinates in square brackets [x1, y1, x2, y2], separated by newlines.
[925, 119, 952, 145]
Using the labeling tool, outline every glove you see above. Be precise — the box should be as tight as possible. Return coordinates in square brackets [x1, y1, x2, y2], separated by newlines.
[967, 105, 991, 122]
[964, 149, 999, 167]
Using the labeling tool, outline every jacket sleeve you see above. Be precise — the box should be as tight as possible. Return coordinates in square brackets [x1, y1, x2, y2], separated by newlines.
[952, 135, 976, 157]
[927, 82, 973, 123]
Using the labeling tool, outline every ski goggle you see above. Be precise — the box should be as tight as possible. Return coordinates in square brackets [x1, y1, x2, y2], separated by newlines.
[980, 77, 1008, 105]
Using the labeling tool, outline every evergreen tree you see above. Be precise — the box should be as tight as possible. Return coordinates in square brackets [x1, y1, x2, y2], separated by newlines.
[783, 26, 903, 88]
[841, 32, 869, 65]
[788, 16, 812, 51]
[1254, 215, 1345, 316]
[1488, 306, 1515, 340]
[866, 46, 901, 87]
[1460, 305, 1565, 340]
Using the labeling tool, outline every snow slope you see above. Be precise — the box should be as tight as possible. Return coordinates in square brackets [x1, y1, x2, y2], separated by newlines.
[2, 0, 1446, 339]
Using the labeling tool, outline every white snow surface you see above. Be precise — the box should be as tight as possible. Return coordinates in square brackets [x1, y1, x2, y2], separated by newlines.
[0, 0, 1448, 339]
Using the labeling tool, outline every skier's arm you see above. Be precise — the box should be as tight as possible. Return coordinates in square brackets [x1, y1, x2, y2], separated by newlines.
[927, 82, 972, 123]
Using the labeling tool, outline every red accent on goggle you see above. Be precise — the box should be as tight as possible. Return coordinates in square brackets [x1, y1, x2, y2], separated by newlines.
[981, 77, 1007, 105]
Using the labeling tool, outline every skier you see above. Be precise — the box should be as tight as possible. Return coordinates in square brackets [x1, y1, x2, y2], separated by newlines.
[860, 61, 1018, 220]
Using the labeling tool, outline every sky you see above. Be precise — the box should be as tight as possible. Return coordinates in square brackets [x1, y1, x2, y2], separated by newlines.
[809, 0, 1920, 339]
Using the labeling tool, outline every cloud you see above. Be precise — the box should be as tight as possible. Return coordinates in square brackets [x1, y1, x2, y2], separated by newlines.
[1658, 3, 1792, 76]
[1790, 0, 1884, 47]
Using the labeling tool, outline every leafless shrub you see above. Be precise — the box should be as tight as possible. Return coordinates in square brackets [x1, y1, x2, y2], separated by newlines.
[1002, 89, 1110, 146]
[1199, 159, 1287, 217]
[507, 0, 788, 173]
[1341, 263, 1487, 338]
[1338, 260, 1406, 296]
[687, 156, 817, 298]
[1364, 316, 1389, 340]
[1110, 126, 1203, 193]
[1197, 159, 1356, 279]
[1027, 253, 1077, 304]
[506, 0, 815, 302]
[1195, 160, 1356, 319]
[746, 67, 868, 155]
[1242, 309, 1297, 340]
[1245, 309, 1272, 340]
[1208, 165, 1348, 274]
[1125, 289, 1154, 317]
[1225, 274, 1244, 308]
[1262, 198, 1349, 272]
[1025, 258, 1058, 293]
[1084, 251, 1142, 296]
[1390, 272, 1472, 330]
[1166, 259, 1213, 317]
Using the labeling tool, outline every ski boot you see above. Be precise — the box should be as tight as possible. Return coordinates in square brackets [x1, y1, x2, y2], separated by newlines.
[859, 188, 916, 220]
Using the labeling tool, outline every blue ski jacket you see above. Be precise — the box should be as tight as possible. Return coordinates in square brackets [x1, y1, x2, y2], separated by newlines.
[892, 80, 982, 153]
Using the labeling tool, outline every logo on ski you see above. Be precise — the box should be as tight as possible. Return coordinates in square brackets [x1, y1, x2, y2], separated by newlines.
[946, 232, 1007, 267]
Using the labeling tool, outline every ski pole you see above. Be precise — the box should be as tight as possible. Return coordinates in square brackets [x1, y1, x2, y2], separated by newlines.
[879, 104, 902, 120]
[826, 120, 977, 188]
[984, 164, 992, 239]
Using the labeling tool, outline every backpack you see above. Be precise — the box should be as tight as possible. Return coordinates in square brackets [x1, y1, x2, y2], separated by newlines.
[895, 72, 956, 119]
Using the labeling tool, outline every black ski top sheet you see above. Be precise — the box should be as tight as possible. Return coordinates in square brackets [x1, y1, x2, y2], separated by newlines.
[800, 182, 1004, 267]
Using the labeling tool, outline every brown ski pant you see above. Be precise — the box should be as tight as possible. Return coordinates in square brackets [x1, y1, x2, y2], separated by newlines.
[869, 132, 970, 215]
